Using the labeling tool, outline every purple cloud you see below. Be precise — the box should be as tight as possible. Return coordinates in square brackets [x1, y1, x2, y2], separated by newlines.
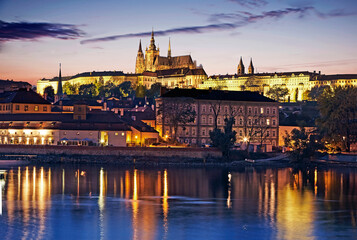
[0, 20, 84, 42]
[228, 0, 268, 8]
[81, 6, 356, 45]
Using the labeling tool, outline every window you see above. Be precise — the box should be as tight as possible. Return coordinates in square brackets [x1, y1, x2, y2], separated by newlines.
[224, 106, 228, 113]
[218, 117, 221, 125]
[202, 129, 206, 136]
[254, 108, 258, 114]
[115, 132, 118, 136]
[76, 132, 80, 135]
[209, 106, 212, 113]
[248, 107, 252, 114]
[202, 116, 206, 124]
[34, 105, 39, 111]
[239, 107, 243, 113]
[267, 108, 270, 114]
[267, 131, 270, 137]
[260, 107, 264, 114]
[272, 119, 276, 126]
[202, 105, 206, 112]
[0, 105, 2, 111]
[239, 130, 243, 136]
[267, 119, 270, 125]
[239, 118, 243, 125]
[209, 117, 213, 124]
[272, 131, 276, 137]
[272, 108, 276, 115]
[15, 105, 19, 111]
[248, 119, 252, 125]
[192, 128, 196, 136]
[24, 105, 28, 111]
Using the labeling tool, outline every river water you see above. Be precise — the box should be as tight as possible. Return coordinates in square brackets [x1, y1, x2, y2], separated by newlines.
[0, 164, 356, 239]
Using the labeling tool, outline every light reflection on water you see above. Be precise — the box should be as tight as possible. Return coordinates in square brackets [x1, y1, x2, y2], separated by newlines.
[0, 165, 356, 239]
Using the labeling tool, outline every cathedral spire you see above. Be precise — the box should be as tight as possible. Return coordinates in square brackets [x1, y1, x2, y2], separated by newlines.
[168, 38, 171, 58]
[149, 28, 156, 50]
[248, 58, 254, 74]
[57, 63, 63, 97]
[237, 57, 245, 75]
[138, 39, 143, 53]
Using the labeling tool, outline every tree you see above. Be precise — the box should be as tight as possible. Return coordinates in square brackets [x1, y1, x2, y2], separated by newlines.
[208, 100, 222, 129]
[157, 97, 196, 143]
[284, 126, 316, 162]
[63, 82, 78, 95]
[317, 86, 357, 152]
[146, 82, 162, 98]
[135, 84, 146, 98]
[79, 84, 98, 96]
[118, 81, 134, 97]
[308, 85, 330, 101]
[210, 116, 237, 159]
[44, 86, 55, 99]
[266, 86, 289, 102]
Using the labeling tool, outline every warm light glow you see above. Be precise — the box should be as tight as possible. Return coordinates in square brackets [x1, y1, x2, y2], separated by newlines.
[23, 129, 32, 135]
[41, 137, 45, 145]
[243, 137, 248, 142]
[26, 137, 29, 145]
[39, 130, 48, 136]
[8, 129, 16, 135]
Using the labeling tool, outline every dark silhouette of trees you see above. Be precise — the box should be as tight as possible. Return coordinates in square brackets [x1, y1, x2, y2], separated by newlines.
[267, 86, 289, 102]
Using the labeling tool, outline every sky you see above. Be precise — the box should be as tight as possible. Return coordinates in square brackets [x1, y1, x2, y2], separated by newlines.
[0, 0, 357, 85]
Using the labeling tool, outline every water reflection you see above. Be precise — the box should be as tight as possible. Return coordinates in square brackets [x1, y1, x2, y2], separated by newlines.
[0, 166, 356, 239]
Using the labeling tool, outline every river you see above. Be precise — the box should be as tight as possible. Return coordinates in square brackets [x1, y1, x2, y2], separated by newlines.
[0, 164, 356, 239]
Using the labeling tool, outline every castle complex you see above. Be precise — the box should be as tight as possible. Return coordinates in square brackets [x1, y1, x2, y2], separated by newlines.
[37, 30, 357, 102]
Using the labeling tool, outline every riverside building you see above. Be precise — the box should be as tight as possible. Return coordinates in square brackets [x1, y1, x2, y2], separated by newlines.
[156, 88, 279, 151]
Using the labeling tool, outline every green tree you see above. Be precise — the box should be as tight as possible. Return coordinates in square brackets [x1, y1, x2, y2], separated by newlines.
[63, 82, 78, 95]
[209, 116, 237, 159]
[317, 86, 357, 152]
[266, 86, 289, 102]
[284, 126, 315, 163]
[146, 82, 162, 98]
[157, 97, 196, 143]
[44, 86, 55, 99]
[79, 84, 98, 96]
[135, 84, 146, 98]
[308, 85, 330, 101]
[118, 81, 134, 97]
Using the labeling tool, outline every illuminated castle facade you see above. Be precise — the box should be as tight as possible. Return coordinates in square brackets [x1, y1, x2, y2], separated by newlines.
[200, 57, 357, 102]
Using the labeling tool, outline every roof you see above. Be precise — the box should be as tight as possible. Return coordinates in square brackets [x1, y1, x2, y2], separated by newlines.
[209, 71, 315, 79]
[121, 116, 158, 133]
[315, 74, 357, 81]
[154, 55, 194, 68]
[54, 99, 102, 106]
[155, 68, 207, 78]
[160, 88, 276, 103]
[0, 111, 132, 131]
[0, 89, 50, 104]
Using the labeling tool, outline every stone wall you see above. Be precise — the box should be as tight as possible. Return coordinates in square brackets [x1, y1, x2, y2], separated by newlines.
[0, 145, 222, 163]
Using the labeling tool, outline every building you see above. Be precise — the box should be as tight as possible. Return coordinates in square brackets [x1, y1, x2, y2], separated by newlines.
[0, 104, 159, 147]
[0, 79, 31, 92]
[135, 31, 198, 73]
[156, 88, 279, 150]
[199, 58, 357, 102]
[0, 88, 52, 114]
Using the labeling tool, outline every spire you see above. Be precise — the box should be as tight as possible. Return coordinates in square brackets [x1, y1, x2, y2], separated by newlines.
[138, 39, 143, 53]
[57, 63, 63, 97]
[149, 28, 156, 50]
[248, 58, 254, 74]
[237, 57, 245, 75]
[168, 38, 171, 58]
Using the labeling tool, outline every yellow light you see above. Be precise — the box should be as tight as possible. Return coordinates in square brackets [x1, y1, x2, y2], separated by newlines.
[34, 137, 37, 144]
[243, 137, 248, 142]
[23, 129, 31, 135]
[8, 129, 16, 135]
[41, 137, 45, 145]
[121, 132, 125, 136]
[100, 139, 105, 143]
[18, 137, 22, 143]
[39, 130, 48, 136]
[26, 138, 29, 144]
[135, 136, 138, 139]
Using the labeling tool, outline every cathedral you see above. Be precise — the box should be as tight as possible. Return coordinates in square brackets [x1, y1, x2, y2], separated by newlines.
[135, 30, 197, 73]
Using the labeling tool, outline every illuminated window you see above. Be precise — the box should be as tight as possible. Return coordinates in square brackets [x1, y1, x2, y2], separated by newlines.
[115, 132, 118, 136]
[260, 108, 264, 114]
[24, 105, 29, 111]
[267, 119, 270, 125]
[34, 105, 39, 111]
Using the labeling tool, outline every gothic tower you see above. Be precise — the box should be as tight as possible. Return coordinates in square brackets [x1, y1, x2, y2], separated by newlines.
[135, 40, 145, 74]
[167, 38, 171, 58]
[248, 58, 254, 74]
[145, 29, 160, 72]
[237, 57, 245, 75]
[55, 63, 63, 103]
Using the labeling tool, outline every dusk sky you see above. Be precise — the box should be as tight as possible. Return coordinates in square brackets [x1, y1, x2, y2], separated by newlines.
[1, 0, 357, 85]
